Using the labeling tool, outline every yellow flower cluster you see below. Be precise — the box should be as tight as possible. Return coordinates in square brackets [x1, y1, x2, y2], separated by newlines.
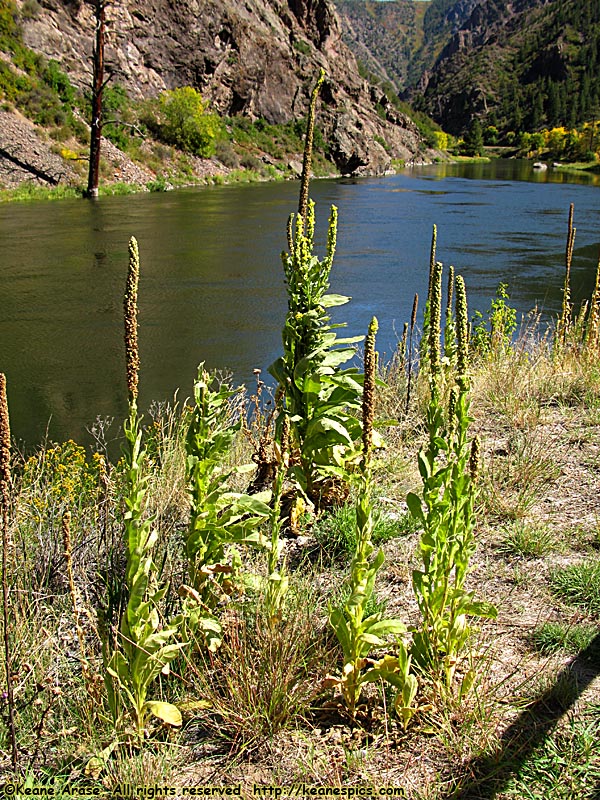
[21, 441, 105, 523]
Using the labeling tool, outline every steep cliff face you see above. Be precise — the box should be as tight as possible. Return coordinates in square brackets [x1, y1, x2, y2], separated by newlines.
[18, 0, 426, 174]
[411, 0, 598, 136]
[332, 0, 422, 91]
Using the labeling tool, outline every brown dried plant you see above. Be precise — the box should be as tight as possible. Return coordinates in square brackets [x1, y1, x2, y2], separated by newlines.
[124, 236, 140, 406]
[0, 372, 18, 769]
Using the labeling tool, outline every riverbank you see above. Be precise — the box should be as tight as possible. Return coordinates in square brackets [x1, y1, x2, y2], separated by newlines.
[1, 311, 599, 797]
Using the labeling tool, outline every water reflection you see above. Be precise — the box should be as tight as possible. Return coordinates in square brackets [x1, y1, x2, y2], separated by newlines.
[415, 159, 600, 186]
[1, 162, 599, 445]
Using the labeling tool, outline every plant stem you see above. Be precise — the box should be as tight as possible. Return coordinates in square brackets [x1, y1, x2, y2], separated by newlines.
[0, 373, 18, 771]
[298, 69, 325, 225]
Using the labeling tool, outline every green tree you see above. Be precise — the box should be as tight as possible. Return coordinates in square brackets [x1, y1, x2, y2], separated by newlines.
[461, 119, 484, 156]
[159, 86, 221, 157]
[484, 125, 499, 145]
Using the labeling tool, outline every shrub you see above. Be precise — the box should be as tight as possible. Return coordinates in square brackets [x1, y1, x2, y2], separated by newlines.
[42, 60, 74, 107]
[159, 86, 221, 158]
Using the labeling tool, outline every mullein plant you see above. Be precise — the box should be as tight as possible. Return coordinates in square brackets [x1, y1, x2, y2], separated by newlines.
[407, 268, 496, 693]
[0, 373, 18, 769]
[104, 237, 184, 743]
[328, 319, 417, 722]
[269, 71, 364, 508]
[182, 366, 270, 649]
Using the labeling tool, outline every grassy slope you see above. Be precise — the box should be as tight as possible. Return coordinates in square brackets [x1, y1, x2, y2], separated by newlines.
[2, 262, 600, 797]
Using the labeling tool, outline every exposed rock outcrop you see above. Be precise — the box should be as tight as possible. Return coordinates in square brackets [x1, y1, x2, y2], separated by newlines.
[17, 0, 426, 175]
[0, 108, 77, 186]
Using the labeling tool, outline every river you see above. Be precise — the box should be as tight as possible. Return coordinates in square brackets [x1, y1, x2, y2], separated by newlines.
[1, 159, 599, 447]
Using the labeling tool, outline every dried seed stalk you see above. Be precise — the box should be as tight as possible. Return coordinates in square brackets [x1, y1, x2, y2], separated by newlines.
[0, 373, 17, 770]
[124, 236, 140, 405]
[405, 293, 418, 415]
[559, 203, 575, 348]
[63, 511, 93, 692]
[298, 69, 325, 225]
[362, 316, 378, 463]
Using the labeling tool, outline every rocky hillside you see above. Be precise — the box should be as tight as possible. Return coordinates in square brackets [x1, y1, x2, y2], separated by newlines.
[408, 0, 480, 89]
[333, 0, 479, 91]
[332, 0, 425, 91]
[411, 0, 600, 135]
[0, 0, 433, 185]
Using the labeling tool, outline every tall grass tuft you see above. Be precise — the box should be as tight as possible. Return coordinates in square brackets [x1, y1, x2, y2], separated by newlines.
[190, 582, 330, 747]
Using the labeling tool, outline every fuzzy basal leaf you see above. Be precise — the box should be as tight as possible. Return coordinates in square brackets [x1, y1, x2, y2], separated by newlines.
[320, 293, 350, 308]
[145, 701, 182, 727]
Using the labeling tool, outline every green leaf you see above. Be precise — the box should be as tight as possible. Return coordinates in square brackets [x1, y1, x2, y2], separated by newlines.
[329, 607, 352, 661]
[406, 492, 424, 521]
[363, 618, 407, 638]
[145, 701, 182, 727]
[321, 293, 350, 308]
[305, 417, 353, 446]
[464, 600, 498, 619]
[232, 493, 272, 516]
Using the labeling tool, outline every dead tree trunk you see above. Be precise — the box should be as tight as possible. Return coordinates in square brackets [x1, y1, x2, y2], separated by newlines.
[86, 0, 106, 198]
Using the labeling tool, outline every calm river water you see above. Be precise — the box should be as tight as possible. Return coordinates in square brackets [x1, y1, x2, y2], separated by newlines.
[2, 159, 600, 446]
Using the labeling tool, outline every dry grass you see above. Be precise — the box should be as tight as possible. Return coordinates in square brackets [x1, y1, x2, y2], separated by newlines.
[1, 322, 600, 798]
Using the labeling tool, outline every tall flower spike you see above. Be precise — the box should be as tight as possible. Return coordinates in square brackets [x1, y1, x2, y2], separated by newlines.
[428, 261, 443, 388]
[448, 384, 459, 433]
[410, 292, 419, 334]
[455, 275, 469, 390]
[124, 236, 140, 405]
[362, 316, 378, 463]
[0, 374, 10, 499]
[399, 323, 408, 370]
[298, 69, 325, 225]
[446, 264, 455, 319]
[428, 224, 437, 302]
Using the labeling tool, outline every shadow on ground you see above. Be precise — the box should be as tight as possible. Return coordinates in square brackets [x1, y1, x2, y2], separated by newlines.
[441, 631, 600, 799]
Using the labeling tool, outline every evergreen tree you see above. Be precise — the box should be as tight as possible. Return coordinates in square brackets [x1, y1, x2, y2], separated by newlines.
[462, 119, 484, 156]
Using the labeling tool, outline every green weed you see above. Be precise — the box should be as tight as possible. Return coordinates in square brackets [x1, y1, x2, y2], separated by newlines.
[498, 521, 558, 559]
[313, 502, 415, 563]
[550, 559, 600, 615]
[503, 713, 600, 799]
[531, 621, 599, 655]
